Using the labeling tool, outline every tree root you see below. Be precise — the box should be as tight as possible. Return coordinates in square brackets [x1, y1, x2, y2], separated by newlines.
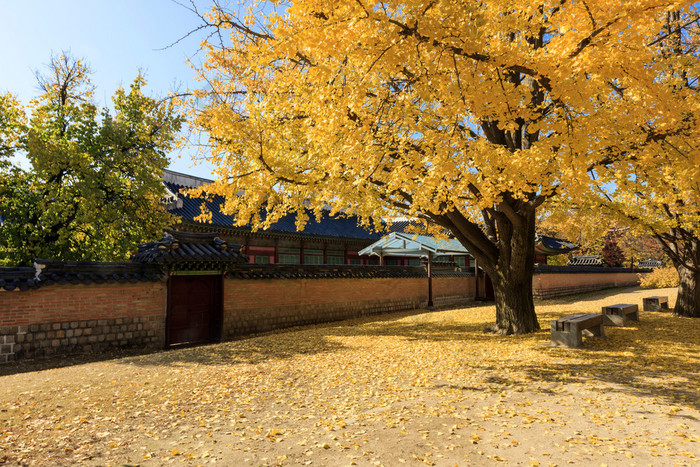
[483, 324, 513, 335]
[483, 323, 541, 335]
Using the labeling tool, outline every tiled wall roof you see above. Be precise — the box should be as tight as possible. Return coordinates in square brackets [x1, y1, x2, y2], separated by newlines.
[131, 229, 248, 268]
[0, 261, 162, 291]
[0, 267, 39, 291]
[225, 264, 472, 280]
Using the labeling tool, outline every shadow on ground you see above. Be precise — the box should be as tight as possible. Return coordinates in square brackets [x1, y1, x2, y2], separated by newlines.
[3, 286, 697, 412]
[0, 347, 162, 377]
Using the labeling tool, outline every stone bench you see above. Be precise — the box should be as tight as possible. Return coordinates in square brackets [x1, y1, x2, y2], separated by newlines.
[551, 313, 606, 348]
[601, 303, 639, 326]
[643, 296, 669, 312]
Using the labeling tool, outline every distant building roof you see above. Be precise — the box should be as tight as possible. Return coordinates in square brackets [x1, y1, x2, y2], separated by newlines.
[162, 170, 579, 255]
[637, 259, 664, 268]
[535, 234, 579, 255]
[360, 231, 577, 259]
[359, 232, 470, 258]
[567, 255, 605, 266]
[163, 170, 383, 241]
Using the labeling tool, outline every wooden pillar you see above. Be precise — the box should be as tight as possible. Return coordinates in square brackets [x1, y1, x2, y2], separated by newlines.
[427, 251, 434, 308]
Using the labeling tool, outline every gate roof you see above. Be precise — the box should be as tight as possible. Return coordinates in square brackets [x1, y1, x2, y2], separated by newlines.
[131, 229, 248, 270]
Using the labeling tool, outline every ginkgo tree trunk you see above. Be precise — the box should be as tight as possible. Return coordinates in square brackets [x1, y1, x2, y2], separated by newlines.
[184, 0, 698, 334]
[665, 232, 700, 318]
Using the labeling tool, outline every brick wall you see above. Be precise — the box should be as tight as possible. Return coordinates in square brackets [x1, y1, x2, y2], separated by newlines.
[532, 270, 643, 299]
[0, 282, 166, 362]
[222, 275, 475, 338]
[0, 264, 650, 363]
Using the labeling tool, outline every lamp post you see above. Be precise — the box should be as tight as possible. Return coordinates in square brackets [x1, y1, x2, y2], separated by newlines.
[427, 251, 434, 308]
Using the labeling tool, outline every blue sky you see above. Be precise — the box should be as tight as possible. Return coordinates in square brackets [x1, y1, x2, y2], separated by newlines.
[0, 0, 217, 178]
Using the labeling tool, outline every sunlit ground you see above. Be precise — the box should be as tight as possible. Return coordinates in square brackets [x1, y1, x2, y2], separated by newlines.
[1, 286, 698, 466]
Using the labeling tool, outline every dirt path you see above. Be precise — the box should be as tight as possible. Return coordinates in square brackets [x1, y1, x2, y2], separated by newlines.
[1, 287, 698, 466]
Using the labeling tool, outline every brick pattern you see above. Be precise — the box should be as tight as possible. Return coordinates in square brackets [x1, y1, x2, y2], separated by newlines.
[222, 297, 422, 338]
[222, 276, 475, 338]
[532, 272, 641, 300]
[0, 282, 166, 327]
[0, 316, 165, 361]
[0, 282, 166, 362]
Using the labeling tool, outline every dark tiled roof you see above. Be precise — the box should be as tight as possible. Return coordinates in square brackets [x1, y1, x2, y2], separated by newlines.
[387, 219, 432, 234]
[1, 261, 472, 292]
[536, 235, 579, 254]
[165, 181, 384, 241]
[34, 260, 162, 286]
[0, 267, 39, 291]
[164, 177, 577, 255]
[1, 262, 164, 291]
[225, 264, 472, 280]
[131, 229, 248, 269]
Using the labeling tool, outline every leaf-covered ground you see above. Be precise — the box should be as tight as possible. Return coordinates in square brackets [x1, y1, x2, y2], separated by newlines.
[1, 287, 698, 466]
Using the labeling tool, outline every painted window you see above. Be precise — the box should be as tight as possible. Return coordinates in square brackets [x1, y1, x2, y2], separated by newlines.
[304, 248, 323, 265]
[304, 255, 323, 265]
[278, 247, 301, 264]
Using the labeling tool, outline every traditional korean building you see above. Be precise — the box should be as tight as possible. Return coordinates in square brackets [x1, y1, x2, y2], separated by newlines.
[163, 170, 577, 266]
[163, 170, 385, 265]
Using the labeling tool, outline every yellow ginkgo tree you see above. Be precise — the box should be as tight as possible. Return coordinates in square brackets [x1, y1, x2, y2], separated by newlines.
[593, 38, 700, 317]
[185, 0, 699, 333]
[594, 150, 700, 318]
[547, 11, 700, 318]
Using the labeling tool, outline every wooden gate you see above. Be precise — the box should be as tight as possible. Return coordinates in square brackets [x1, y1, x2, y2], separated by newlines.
[167, 275, 222, 346]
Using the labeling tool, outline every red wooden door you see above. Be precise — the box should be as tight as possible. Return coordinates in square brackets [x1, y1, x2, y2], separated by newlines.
[167, 275, 222, 346]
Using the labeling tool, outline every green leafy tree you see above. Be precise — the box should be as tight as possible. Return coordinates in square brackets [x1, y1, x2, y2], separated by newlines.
[0, 93, 26, 164]
[0, 54, 182, 265]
